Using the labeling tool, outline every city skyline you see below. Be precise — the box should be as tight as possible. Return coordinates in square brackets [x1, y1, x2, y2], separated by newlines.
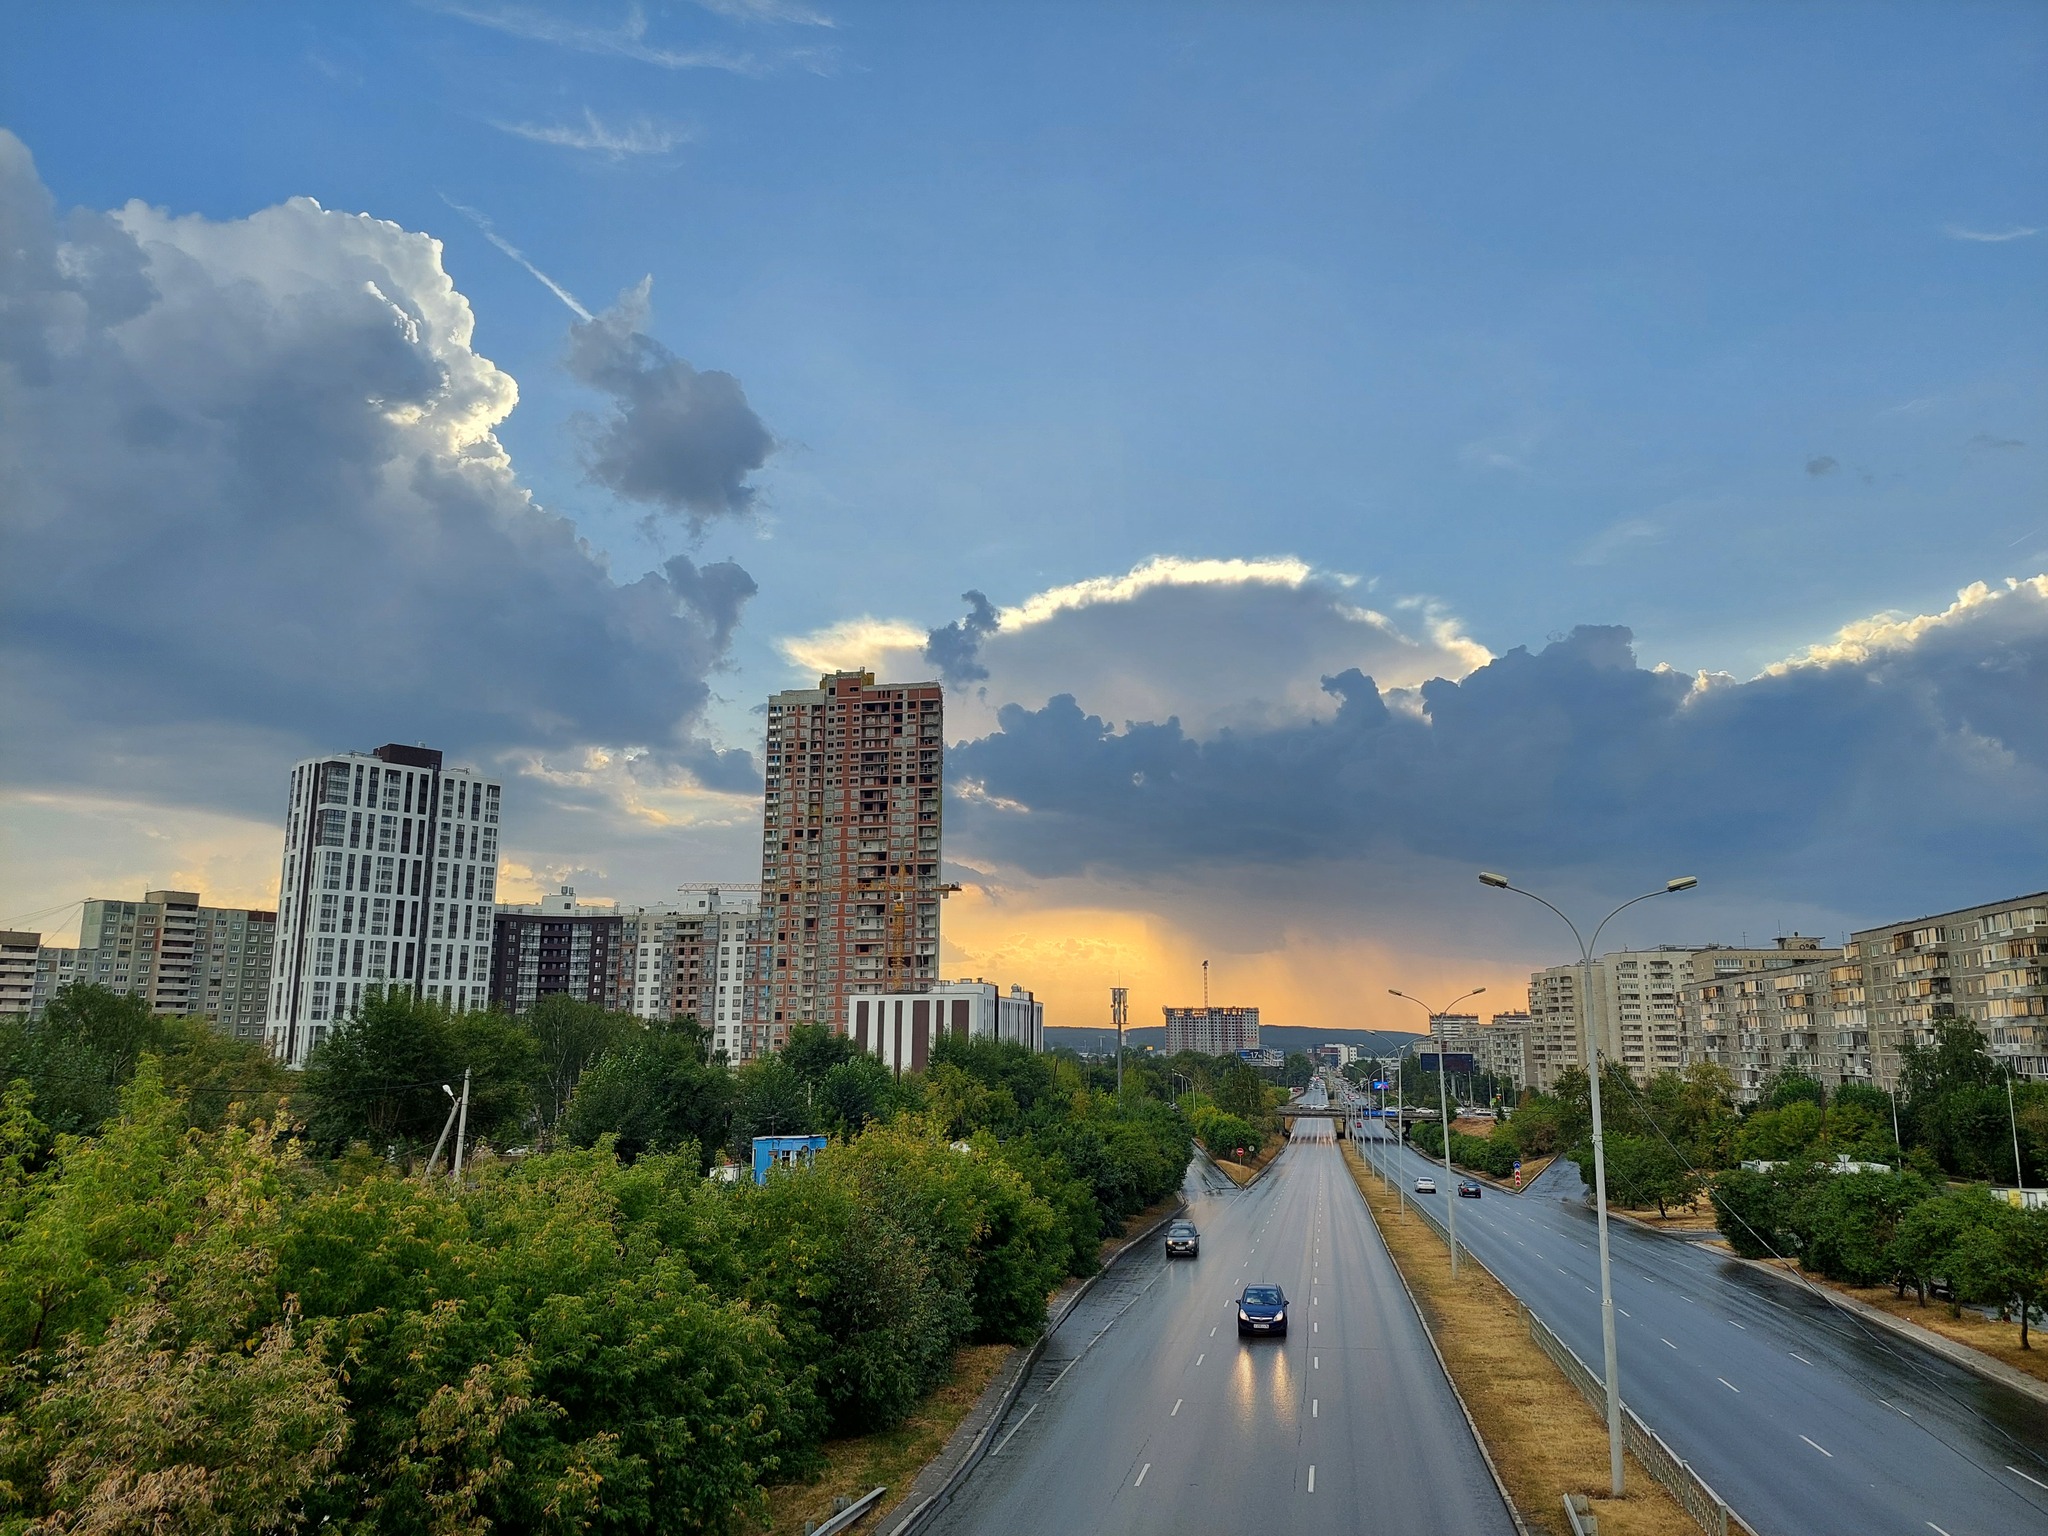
[3, 4, 2045, 1036]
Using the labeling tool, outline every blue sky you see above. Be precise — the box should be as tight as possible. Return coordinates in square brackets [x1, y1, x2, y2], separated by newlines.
[2, 2, 2043, 1027]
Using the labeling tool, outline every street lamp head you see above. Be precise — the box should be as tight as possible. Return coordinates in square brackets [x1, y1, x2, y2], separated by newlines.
[1666, 876, 1698, 892]
[1478, 871, 1509, 889]
[1387, 988, 1404, 998]
[1470, 986, 1487, 996]
[442, 1084, 455, 1099]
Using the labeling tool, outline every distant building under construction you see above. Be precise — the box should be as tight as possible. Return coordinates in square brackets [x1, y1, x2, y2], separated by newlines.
[1163, 1005, 1260, 1056]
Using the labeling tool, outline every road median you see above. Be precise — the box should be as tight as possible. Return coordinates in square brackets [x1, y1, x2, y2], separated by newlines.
[1341, 1141, 1710, 1536]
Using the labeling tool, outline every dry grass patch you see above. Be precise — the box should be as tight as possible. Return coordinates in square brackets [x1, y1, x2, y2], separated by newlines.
[1342, 1143, 1702, 1536]
[760, 1343, 1012, 1536]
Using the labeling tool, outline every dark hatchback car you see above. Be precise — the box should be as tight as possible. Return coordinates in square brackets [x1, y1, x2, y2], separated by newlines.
[1457, 1180, 1483, 1198]
[1235, 1284, 1288, 1337]
[1165, 1220, 1200, 1258]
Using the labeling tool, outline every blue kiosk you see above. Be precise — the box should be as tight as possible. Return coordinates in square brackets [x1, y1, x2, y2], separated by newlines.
[751, 1133, 829, 1185]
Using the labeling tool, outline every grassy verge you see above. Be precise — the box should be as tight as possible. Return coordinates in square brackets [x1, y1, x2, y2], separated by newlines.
[761, 1343, 1013, 1536]
[1212, 1131, 1285, 1185]
[1743, 1257, 2048, 1387]
[1341, 1142, 1701, 1536]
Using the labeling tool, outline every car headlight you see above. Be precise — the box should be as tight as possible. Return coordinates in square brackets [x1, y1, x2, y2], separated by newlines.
[1237, 1307, 1251, 1322]
[1272, 1310, 1285, 1324]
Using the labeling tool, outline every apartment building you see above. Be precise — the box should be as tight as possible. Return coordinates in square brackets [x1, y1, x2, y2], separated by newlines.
[750, 670, 945, 1060]
[29, 946, 83, 1018]
[268, 744, 501, 1068]
[1163, 1005, 1261, 1056]
[0, 932, 36, 1015]
[1475, 1011, 1534, 1089]
[617, 891, 764, 1059]
[853, 978, 1046, 1075]
[490, 887, 629, 1016]
[32, 892, 281, 1042]
[1528, 942, 1815, 1091]
[1855, 892, 2048, 1085]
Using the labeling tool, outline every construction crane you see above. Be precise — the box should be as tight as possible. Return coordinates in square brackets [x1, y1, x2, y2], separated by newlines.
[887, 883, 964, 982]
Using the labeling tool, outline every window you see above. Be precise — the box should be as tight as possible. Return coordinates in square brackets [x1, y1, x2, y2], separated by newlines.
[375, 856, 395, 895]
[378, 815, 396, 852]
[316, 809, 346, 847]
[318, 894, 338, 933]
[322, 853, 343, 890]
[315, 938, 335, 977]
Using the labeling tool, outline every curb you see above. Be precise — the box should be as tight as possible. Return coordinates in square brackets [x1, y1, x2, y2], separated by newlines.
[881, 1199, 1189, 1536]
[1726, 1252, 2048, 1408]
[1338, 1144, 1533, 1536]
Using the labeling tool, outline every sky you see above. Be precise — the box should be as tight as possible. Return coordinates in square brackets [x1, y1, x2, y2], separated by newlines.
[2, 1, 2044, 1035]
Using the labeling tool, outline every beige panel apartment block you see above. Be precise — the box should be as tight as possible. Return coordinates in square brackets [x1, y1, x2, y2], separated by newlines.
[1855, 892, 2048, 1087]
[74, 891, 277, 1043]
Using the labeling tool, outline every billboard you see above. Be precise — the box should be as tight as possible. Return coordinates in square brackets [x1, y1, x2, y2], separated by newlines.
[1238, 1048, 1285, 1068]
[1418, 1052, 1476, 1074]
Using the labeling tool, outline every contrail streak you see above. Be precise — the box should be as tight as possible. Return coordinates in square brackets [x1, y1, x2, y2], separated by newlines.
[439, 194, 592, 320]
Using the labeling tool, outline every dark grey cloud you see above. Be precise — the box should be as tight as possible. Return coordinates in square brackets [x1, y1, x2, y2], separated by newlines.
[923, 589, 999, 685]
[0, 132, 754, 816]
[1806, 455, 1839, 476]
[949, 583, 2048, 922]
[566, 279, 775, 527]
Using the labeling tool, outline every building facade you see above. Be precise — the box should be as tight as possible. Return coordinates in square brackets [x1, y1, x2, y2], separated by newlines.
[0, 932, 36, 1015]
[1475, 1011, 1534, 1089]
[1162, 1005, 1260, 1056]
[749, 670, 945, 1059]
[1854, 892, 2048, 1085]
[490, 888, 628, 1016]
[1685, 948, 1871, 1100]
[852, 978, 1046, 1075]
[72, 892, 278, 1042]
[29, 946, 83, 1018]
[618, 891, 764, 1059]
[268, 744, 501, 1068]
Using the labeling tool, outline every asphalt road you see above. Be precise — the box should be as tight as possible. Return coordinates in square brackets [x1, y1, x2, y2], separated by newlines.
[1350, 1102, 2048, 1536]
[924, 1096, 1517, 1536]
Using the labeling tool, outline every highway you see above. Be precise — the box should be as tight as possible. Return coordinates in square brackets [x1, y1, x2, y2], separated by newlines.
[1350, 1099, 2048, 1536]
[924, 1086, 1517, 1536]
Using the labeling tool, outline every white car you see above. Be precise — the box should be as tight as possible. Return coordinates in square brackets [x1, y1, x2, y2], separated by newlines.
[1413, 1176, 1437, 1194]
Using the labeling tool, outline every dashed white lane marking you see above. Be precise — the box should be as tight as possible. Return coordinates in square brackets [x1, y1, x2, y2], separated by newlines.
[1134, 1463, 1150, 1487]
[1618, 1308, 1631, 1318]
[1718, 1377, 1740, 1393]
[991, 1403, 1036, 1456]
[1729, 1320, 1746, 1330]
[1210, 1326, 1217, 1337]
[1313, 1321, 1318, 1333]
[1788, 1352, 1812, 1365]
[1171, 1398, 1182, 1416]
[1927, 1523, 1953, 1535]
[2010, 1465, 2048, 1492]
[1313, 1356, 1320, 1369]
[1312, 1399, 1319, 1417]
[1196, 1353, 1204, 1366]
[1660, 1338, 1677, 1349]
[1799, 1435, 1832, 1457]
[1307, 1465, 1316, 1493]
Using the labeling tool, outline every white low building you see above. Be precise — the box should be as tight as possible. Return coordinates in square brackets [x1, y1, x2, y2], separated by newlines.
[848, 978, 1045, 1074]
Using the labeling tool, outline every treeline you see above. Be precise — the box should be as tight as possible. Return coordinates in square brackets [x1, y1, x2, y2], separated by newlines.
[0, 985, 1194, 1533]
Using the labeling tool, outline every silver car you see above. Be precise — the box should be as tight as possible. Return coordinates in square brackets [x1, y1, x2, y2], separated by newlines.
[1414, 1175, 1437, 1194]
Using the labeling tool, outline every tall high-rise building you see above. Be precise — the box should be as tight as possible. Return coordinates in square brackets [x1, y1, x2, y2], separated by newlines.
[268, 744, 501, 1068]
[747, 670, 944, 1059]
[490, 887, 629, 1016]
[614, 891, 764, 1058]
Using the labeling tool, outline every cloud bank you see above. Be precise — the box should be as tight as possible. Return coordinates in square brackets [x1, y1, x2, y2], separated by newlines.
[0, 130, 759, 885]
[945, 577, 2048, 928]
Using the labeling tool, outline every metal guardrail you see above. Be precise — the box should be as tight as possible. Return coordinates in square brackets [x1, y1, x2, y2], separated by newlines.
[1361, 1153, 1752, 1536]
[806, 1485, 886, 1536]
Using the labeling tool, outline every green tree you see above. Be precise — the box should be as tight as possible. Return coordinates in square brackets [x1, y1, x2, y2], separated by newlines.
[525, 992, 634, 1137]
[561, 1017, 732, 1166]
[1214, 1061, 1270, 1127]
[1948, 1202, 2048, 1348]
[729, 1052, 816, 1154]
[1890, 1185, 2001, 1312]
[816, 1054, 897, 1137]
[1735, 1100, 1825, 1162]
[1583, 1135, 1697, 1217]
[1282, 1052, 1315, 1089]
[782, 1022, 863, 1089]
[1790, 1169, 1936, 1287]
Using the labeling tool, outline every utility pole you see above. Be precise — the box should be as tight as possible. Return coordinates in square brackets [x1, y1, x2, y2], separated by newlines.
[2010, 1073, 2028, 1193]
[451, 1066, 472, 1181]
[1112, 987, 1128, 1094]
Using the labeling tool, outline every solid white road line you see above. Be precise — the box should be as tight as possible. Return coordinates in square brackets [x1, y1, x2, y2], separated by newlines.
[991, 1403, 1036, 1456]
[1171, 1398, 1182, 1416]
[1718, 1377, 1740, 1393]
[2009, 1466, 2048, 1492]
[1134, 1463, 1150, 1487]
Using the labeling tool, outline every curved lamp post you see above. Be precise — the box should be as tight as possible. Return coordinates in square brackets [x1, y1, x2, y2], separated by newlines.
[1388, 988, 1485, 1275]
[1478, 870, 1696, 1497]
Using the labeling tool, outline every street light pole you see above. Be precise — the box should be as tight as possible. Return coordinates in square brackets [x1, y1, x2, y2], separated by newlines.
[1478, 870, 1695, 1498]
[1389, 988, 1486, 1277]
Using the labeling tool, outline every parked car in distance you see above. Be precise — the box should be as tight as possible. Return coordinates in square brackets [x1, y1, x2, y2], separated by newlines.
[1165, 1220, 1200, 1258]
[1414, 1175, 1437, 1194]
[1235, 1284, 1288, 1337]
[1457, 1180, 1482, 1198]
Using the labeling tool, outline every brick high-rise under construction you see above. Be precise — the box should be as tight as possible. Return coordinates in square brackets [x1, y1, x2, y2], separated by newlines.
[746, 670, 944, 1058]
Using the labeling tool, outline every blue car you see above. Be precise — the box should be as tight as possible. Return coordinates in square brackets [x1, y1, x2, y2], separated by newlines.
[1235, 1284, 1288, 1338]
